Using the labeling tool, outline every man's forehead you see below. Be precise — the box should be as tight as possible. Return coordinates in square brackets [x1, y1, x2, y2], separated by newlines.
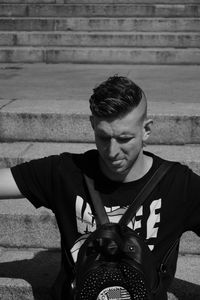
[93, 115, 139, 136]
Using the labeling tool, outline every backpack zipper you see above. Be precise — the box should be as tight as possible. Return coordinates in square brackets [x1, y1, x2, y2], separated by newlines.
[160, 238, 180, 274]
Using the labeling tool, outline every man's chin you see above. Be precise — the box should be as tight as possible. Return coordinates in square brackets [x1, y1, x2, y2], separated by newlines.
[106, 162, 128, 176]
[99, 157, 129, 177]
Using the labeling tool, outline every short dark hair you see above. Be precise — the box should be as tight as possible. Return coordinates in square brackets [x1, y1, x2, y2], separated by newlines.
[89, 75, 146, 118]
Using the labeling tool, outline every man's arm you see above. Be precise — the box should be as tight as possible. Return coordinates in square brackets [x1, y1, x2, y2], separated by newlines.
[0, 168, 23, 199]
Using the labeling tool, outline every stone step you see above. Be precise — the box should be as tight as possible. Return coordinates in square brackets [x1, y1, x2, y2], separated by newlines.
[0, 64, 199, 104]
[0, 247, 60, 300]
[0, 142, 200, 174]
[0, 0, 54, 3]
[0, 100, 199, 144]
[0, 247, 199, 300]
[0, 0, 199, 3]
[1, 46, 200, 64]
[0, 198, 199, 253]
[0, 199, 60, 249]
[1, 31, 200, 48]
[0, 4, 200, 18]
[0, 17, 200, 32]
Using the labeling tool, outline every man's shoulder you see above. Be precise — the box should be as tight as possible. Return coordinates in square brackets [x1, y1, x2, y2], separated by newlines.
[59, 149, 98, 173]
[145, 150, 184, 166]
[12, 149, 98, 174]
[60, 149, 98, 163]
[144, 150, 189, 177]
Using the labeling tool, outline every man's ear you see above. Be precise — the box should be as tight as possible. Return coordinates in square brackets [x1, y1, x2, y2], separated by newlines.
[90, 115, 94, 129]
[143, 118, 153, 142]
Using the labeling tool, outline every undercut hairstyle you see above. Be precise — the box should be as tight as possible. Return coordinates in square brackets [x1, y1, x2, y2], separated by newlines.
[89, 75, 147, 119]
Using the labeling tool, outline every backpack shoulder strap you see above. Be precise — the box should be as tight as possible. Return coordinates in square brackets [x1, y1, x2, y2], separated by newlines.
[119, 161, 174, 226]
[84, 160, 174, 227]
[84, 174, 109, 225]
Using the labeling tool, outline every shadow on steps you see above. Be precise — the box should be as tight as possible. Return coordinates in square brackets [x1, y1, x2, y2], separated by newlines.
[0, 249, 60, 299]
[169, 278, 200, 300]
[0, 249, 199, 299]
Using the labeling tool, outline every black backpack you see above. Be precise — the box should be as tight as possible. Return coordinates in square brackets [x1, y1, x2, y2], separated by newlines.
[71, 162, 173, 300]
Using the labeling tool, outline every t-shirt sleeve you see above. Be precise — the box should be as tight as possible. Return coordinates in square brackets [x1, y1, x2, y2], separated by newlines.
[184, 168, 200, 235]
[11, 155, 60, 209]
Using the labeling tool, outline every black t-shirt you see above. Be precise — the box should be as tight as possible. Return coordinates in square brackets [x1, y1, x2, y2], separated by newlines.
[11, 149, 200, 298]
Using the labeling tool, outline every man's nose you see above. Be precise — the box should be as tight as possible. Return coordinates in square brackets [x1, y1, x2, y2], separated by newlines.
[108, 138, 120, 158]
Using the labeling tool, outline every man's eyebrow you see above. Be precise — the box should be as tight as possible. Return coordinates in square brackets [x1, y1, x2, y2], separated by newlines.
[95, 130, 110, 136]
[97, 131, 135, 137]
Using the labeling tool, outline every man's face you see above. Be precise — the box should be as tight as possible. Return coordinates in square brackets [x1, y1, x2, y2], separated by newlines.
[90, 104, 151, 181]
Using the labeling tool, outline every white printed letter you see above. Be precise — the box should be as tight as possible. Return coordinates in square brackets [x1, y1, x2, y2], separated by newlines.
[147, 199, 161, 241]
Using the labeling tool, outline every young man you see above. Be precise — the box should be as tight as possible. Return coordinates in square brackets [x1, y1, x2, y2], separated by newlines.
[0, 76, 200, 299]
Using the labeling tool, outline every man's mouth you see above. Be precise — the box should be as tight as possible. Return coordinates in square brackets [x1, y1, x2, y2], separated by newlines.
[107, 159, 124, 166]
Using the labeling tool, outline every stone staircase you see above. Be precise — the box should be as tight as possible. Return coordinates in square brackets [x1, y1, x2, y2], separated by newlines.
[0, 0, 200, 298]
[0, 0, 200, 63]
[0, 95, 200, 299]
